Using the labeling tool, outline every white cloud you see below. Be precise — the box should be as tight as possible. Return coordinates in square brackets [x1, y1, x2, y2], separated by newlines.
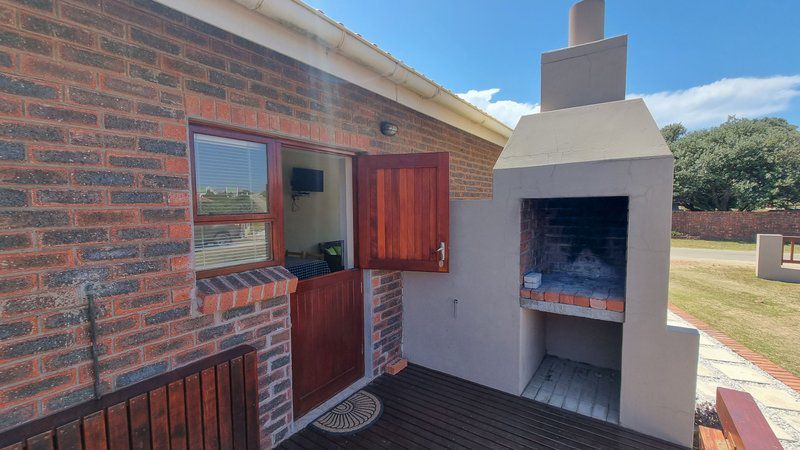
[629, 75, 800, 129]
[459, 76, 800, 130]
[456, 88, 539, 128]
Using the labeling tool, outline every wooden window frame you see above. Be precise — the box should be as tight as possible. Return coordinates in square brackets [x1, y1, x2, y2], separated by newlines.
[189, 124, 285, 278]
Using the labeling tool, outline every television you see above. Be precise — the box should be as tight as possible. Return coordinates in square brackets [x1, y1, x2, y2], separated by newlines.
[291, 167, 324, 192]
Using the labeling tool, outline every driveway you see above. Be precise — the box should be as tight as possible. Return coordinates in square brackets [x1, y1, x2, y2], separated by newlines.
[670, 247, 755, 263]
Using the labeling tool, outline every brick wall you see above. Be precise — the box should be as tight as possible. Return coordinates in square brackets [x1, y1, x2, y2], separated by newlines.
[0, 0, 502, 446]
[672, 210, 800, 242]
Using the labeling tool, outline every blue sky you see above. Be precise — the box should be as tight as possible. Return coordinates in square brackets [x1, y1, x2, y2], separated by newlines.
[306, 0, 800, 129]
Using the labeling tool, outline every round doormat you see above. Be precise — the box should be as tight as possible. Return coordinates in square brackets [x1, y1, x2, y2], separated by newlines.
[311, 390, 383, 435]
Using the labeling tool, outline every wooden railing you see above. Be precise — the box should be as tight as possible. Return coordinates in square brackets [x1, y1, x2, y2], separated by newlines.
[783, 235, 800, 263]
[0, 345, 260, 450]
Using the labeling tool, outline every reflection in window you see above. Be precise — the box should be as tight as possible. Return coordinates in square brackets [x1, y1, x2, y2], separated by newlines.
[194, 134, 268, 215]
[194, 222, 272, 271]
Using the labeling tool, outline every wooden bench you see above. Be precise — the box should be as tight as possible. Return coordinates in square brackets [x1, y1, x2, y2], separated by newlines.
[0, 345, 260, 450]
[698, 387, 782, 450]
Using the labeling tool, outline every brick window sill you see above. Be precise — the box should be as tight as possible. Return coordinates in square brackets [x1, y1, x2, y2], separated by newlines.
[195, 266, 298, 314]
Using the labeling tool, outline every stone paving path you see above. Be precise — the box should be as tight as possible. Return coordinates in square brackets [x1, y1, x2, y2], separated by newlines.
[668, 311, 800, 448]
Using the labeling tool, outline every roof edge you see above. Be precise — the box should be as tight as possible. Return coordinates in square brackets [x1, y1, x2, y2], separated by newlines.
[155, 0, 512, 145]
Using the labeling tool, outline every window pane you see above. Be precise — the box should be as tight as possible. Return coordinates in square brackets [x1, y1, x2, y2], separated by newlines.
[194, 134, 268, 215]
[194, 222, 272, 271]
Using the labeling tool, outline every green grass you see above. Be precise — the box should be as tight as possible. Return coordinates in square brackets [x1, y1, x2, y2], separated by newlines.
[669, 260, 800, 376]
[671, 238, 756, 251]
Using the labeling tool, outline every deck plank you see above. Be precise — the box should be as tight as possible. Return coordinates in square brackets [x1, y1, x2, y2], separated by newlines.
[281, 364, 685, 450]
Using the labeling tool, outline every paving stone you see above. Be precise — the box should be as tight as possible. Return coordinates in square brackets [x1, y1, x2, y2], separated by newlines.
[699, 334, 717, 346]
[712, 363, 774, 384]
[765, 417, 795, 442]
[696, 363, 715, 377]
[783, 414, 800, 437]
[699, 346, 741, 363]
[746, 385, 800, 412]
[696, 378, 735, 401]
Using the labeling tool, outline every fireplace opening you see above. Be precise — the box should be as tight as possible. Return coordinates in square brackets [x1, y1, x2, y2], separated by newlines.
[522, 312, 623, 423]
[520, 197, 628, 320]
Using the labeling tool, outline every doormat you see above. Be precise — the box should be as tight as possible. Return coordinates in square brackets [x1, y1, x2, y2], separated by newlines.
[311, 390, 383, 435]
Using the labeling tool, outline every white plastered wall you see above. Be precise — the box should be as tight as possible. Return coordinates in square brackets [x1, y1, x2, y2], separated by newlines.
[404, 145, 698, 447]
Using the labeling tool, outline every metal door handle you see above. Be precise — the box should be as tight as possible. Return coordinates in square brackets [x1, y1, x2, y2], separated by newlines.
[435, 241, 446, 267]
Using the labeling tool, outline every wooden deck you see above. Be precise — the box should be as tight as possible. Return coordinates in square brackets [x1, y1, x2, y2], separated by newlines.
[280, 364, 686, 449]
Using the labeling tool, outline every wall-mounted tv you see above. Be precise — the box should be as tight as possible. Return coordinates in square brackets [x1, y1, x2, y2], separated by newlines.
[291, 167, 324, 192]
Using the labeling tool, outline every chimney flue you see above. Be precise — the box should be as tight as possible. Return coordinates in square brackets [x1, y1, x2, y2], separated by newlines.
[568, 0, 604, 47]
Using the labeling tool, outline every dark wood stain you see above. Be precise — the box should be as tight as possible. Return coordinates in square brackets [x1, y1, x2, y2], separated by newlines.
[291, 269, 364, 417]
[0, 346, 260, 450]
[281, 364, 685, 450]
[357, 152, 450, 273]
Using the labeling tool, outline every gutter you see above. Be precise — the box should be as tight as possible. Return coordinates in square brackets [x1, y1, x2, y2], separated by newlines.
[232, 0, 512, 139]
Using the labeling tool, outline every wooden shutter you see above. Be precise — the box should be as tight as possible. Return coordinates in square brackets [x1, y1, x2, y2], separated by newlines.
[357, 152, 449, 272]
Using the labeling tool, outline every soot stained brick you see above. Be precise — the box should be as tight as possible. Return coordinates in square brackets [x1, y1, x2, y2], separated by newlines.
[138, 138, 186, 156]
[0, 30, 52, 55]
[136, 103, 184, 119]
[0, 333, 73, 359]
[42, 228, 107, 245]
[104, 115, 159, 134]
[69, 88, 133, 112]
[111, 191, 164, 204]
[0, 233, 31, 251]
[0, 73, 58, 98]
[74, 170, 134, 186]
[100, 37, 157, 64]
[144, 306, 189, 325]
[143, 241, 189, 257]
[109, 155, 161, 169]
[28, 104, 97, 125]
[0, 168, 67, 185]
[0, 188, 26, 207]
[0, 122, 64, 142]
[43, 346, 93, 371]
[61, 45, 125, 72]
[115, 228, 164, 241]
[0, 322, 33, 341]
[42, 267, 110, 288]
[198, 323, 233, 342]
[185, 79, 225, 99]
[80, 245, 139, 261]
[141, 174, 187, 189]
[130, 64, 180, 88]
[36, 190, 102, 205]
[93, 280, 140, 298]
[141, 208, 185, 223]
[46, 385, 97, 412]
[34, 149, 100, 164]
[2, 373, 72, 403]
[131, 28, 180, 55]
[0, 210, 69, 228]
[0, 141, 25, 161]
[115, 361, 168, 388]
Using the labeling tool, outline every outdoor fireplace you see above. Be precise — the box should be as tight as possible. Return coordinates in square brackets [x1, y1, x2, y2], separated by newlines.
[520, 197, 628, 321]
[402, 0, 700, 445]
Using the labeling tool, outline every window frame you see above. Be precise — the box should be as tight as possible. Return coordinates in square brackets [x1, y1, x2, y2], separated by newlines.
[189, 123, 285, 278]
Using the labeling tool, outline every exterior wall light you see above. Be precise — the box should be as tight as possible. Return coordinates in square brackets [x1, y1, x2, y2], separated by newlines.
[380, 121, 398, 136]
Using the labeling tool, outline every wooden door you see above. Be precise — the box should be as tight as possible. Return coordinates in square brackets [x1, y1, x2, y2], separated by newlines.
[290, 269, 364, 417]
[357, 152, 450, 272]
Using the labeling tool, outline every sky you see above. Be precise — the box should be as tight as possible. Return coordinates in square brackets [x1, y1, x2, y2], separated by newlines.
[305, 0, 800, 130]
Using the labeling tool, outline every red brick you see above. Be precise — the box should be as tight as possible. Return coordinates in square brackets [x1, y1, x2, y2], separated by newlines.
[215, 101, 230, 122]
[165, 157, 189, 173]
[606, 300, 624, 312]
[168, 223, 192, 238]
[543, 291, 559, 302]
[162, 123, 186, 141]
[0, 251, 72, 274]
[573, 295, 590, 307]
[589, 298, 607, 310]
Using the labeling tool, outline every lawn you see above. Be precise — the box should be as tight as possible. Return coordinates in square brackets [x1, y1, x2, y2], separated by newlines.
[671, 238, 756, 251]
[669, 260, 800, 376]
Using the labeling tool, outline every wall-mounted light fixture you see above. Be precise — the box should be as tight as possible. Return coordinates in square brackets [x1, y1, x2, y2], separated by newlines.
[380, 121, 398, 136]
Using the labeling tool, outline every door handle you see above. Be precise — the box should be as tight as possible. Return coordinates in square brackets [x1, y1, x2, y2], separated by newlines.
[435, 241, 446, 267]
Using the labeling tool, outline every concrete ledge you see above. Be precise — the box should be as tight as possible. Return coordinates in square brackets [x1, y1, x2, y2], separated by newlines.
[520, 297, 624, 322]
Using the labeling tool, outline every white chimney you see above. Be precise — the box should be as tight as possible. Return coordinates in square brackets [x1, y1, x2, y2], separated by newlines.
[540, 0, 626, 112]
[569, 0, 604, 47]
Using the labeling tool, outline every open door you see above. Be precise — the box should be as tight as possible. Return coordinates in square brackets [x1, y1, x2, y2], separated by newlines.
[357, 152, 449, 272]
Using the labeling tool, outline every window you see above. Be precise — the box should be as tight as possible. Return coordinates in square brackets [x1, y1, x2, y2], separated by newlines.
[190, 125, 282, 277]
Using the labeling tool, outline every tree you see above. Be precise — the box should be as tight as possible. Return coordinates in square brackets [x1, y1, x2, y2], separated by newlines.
[662, 117, 800, 211]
